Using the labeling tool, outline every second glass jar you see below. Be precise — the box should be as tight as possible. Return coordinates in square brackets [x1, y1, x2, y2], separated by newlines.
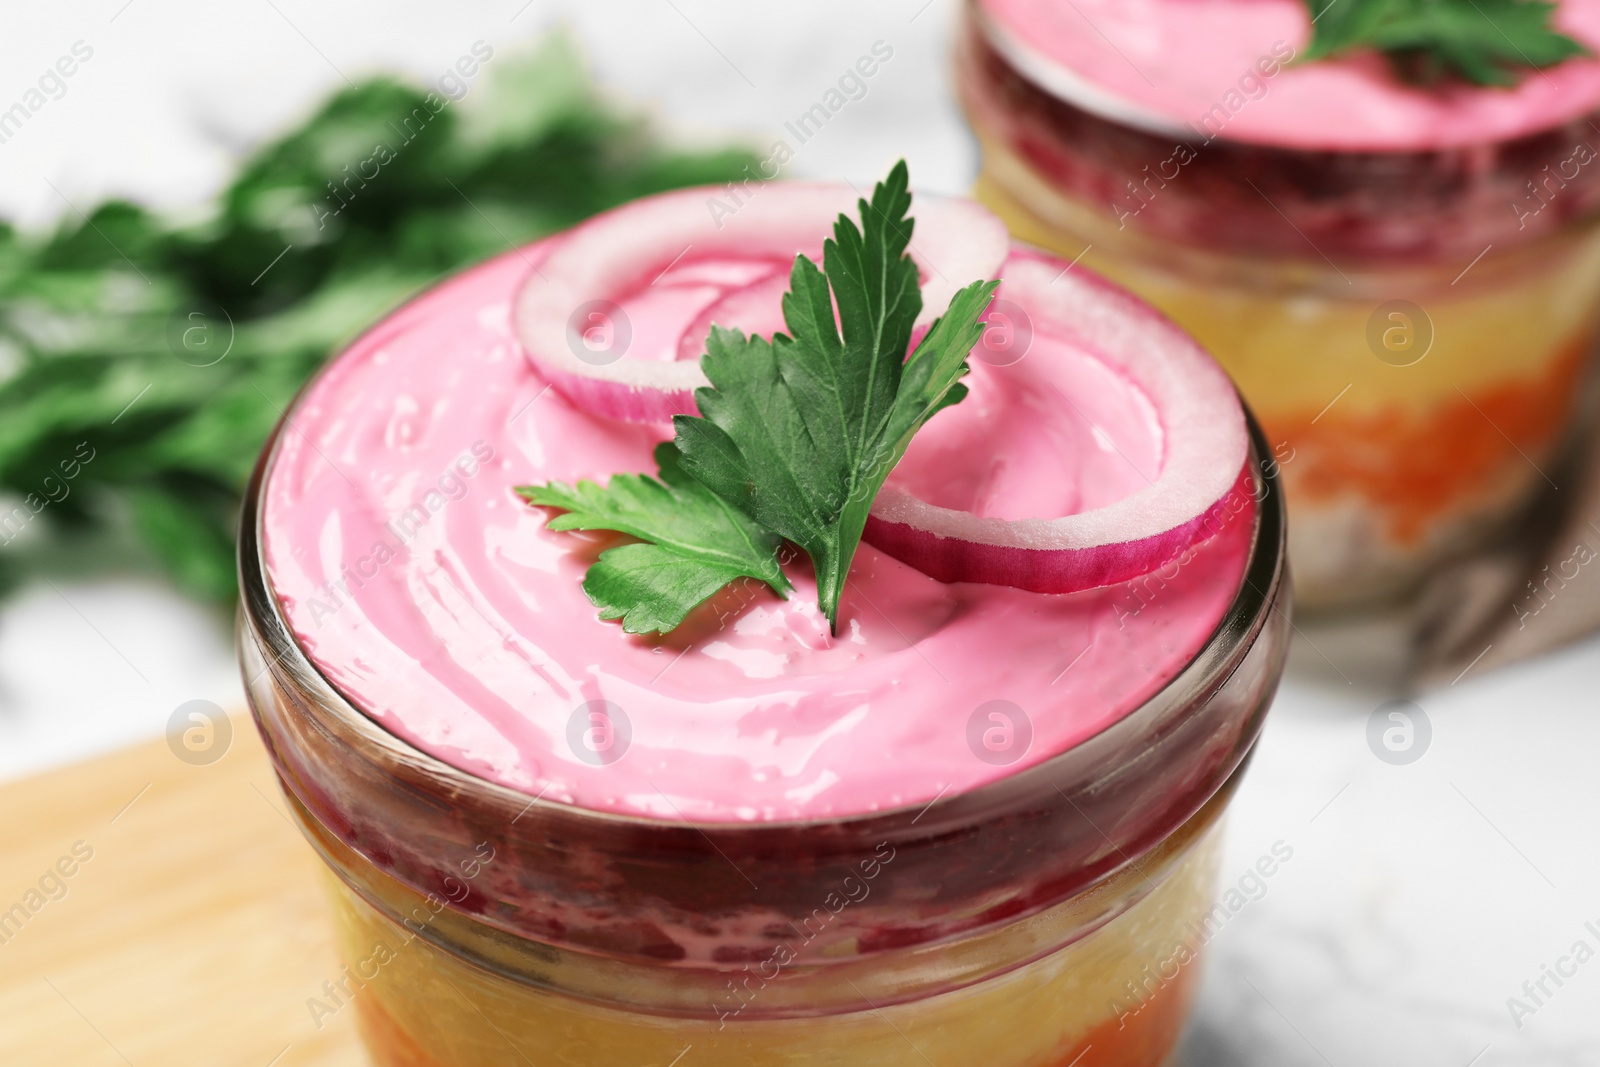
[957, 1, 1600, 611]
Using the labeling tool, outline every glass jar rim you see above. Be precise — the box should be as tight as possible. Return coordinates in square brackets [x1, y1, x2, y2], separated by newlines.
[243, 383, 1286, 836]
[239, 251, 1291, 965]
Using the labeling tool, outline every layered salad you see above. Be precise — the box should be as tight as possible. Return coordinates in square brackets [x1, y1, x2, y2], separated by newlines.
[960, 0, 1600, 608]
[251, 166, 1280, 1065]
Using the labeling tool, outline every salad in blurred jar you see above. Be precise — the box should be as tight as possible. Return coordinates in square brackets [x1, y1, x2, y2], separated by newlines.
[958, 0, 1600, 610]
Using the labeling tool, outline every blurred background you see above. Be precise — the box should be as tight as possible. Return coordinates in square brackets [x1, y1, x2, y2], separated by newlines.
[1, 2, 1598, 1064]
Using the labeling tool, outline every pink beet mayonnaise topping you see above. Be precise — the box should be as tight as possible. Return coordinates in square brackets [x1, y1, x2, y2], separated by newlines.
[977, 0, 1600, 150]
[261, 238, 1252, 823]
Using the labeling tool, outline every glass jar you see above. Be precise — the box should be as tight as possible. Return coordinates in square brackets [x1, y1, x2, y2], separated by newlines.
[239, 398, 1289, 1065]
[956, 1, 1600, 611]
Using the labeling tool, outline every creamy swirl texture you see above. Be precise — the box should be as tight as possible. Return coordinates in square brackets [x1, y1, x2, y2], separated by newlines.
[261, 241, 1251, 822]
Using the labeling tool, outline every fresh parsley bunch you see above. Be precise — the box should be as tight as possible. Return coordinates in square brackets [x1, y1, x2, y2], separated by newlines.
[0, 36, 757, 601]
[521, 163, 997, 635]
[1301, 0, 1590, 86]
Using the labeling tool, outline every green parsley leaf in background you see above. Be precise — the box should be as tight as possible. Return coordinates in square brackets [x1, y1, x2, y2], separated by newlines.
[0, 34, 758, 602]
[1300, 0, 1591, 86]
[674, 161, 997, 633]
[517, 443, 791, 635]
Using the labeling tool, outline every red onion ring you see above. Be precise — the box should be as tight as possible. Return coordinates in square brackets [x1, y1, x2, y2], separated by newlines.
[863, 249, 1252, 593]
[513, 182, 1009, 423]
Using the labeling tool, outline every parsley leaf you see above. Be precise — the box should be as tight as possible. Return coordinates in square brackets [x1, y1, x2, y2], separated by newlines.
[522, 162, 996, 636]
[1301, 0, 1395, 60]
[517, 442, 791, 634]
[1301, 0, 1590, 86]
[673, 162, 997, 633]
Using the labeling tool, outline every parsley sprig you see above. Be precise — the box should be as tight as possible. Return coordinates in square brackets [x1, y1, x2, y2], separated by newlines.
[1301, 0, 1590, 86]
[0, 36, 759, 602]
[521, 162, 997, 635]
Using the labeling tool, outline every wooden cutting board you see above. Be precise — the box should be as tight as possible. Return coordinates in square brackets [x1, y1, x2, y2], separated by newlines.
[0, 716, 369, 1067]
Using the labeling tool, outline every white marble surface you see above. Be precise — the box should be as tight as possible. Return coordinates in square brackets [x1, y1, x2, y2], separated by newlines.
[2, 3, 1598, 1064]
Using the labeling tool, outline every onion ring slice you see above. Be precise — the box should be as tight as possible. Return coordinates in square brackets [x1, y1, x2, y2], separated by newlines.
[863, 249, 1252, 593]
[513, 183, 1009, 423]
